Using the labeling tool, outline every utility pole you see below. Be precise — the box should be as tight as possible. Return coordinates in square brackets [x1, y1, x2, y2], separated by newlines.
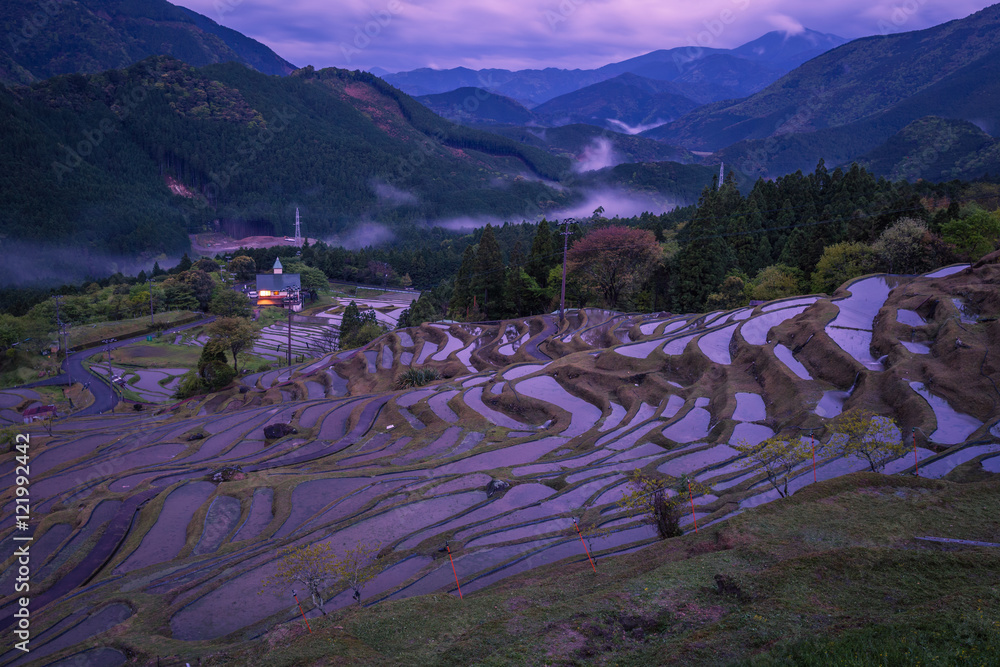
[287, 304, 292, 367]
[102, 338, 117, 412]
[60, 320, 72, 387]
[558, 218, 575, 323]
[53, 296, 62, 359]
[147, 279, 155, 327]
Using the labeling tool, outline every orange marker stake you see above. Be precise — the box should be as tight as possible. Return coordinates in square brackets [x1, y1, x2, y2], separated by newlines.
[688, 480, 698, 533]
[446, 544, 463, 599]
[292, 590, 312, 633]
[810, 432, 817, 483]
[913, 429, 919, 477]
[573, 520, 597, 573]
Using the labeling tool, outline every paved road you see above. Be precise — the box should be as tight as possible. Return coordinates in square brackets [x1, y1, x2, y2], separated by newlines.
[21, 316, 215, 416]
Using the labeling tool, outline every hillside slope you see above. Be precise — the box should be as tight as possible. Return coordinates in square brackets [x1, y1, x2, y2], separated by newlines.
[0, 0, 296, 85]
[416, 87, 539, 126]
[2, 259, 998, 665]
[532, 73, 701, 131]
[648, 4, 1000, 161]
[0, 57, 575, 277]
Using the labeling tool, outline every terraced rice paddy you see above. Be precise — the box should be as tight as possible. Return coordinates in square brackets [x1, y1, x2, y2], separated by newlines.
[3, 267, 999, 664]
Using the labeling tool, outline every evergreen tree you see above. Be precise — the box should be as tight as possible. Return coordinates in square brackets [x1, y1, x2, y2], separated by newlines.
[527, 219, 554, 287]
[197, 338, 235, 390]
[502, 267, 542, 319]
[671, 186, 737, 313]
[471, 224, 506, 319]
[448, 245, 476, 318]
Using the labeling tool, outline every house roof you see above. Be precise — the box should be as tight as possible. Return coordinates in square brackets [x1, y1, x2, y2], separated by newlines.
[24, 404, 56, 416]
[273, 257, 283, 270]
[256, 273, 300, 291]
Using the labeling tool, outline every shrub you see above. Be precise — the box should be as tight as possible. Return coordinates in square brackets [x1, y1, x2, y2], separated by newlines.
[173, 371, 206, 399]
[828, 409, 907, 473]
[395, 367, 441, 389]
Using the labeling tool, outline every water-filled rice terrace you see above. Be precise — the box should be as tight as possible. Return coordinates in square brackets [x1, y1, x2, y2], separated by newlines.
[3, 262, 1000, 665]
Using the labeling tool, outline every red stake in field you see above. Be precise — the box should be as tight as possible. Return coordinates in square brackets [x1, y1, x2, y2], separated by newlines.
[688, 480, 699, 533]
[573, 519, 597, 573]
[446, 543, 463, 599]
[292, 590, 312, 633]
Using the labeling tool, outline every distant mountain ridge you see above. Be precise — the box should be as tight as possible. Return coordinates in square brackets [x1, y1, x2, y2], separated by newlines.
[645, 4, 1000, 177]
[530, 73, 702, 131]
[0, 0, 296, 85]
[416, 87, 538, 126]
[382, 29, 846, 105]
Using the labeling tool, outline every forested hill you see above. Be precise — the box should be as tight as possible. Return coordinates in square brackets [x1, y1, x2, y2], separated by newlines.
[0, 0, 296, 85]
[646, 4, 1000, 177]
[0, 57, 580, 274]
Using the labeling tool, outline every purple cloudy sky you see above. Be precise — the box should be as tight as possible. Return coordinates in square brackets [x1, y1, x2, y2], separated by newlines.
[173, 0, 997, 72]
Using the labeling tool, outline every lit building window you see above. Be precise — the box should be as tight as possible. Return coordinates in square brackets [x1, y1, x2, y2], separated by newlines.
[259, 290, 272, 297]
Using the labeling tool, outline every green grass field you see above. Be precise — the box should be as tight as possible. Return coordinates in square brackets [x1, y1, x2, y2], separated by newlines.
[98, 340, 203, 369]
[65, 311, 200, 349]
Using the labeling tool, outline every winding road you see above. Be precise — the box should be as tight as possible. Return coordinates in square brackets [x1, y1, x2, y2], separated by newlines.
[21, 316, 215, 417]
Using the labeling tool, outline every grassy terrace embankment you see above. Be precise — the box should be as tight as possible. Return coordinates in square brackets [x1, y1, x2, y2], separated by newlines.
[182, 472, 1000, 666]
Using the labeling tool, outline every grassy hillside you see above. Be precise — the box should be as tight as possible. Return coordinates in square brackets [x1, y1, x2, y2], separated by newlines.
[185, 473, 1000, 665]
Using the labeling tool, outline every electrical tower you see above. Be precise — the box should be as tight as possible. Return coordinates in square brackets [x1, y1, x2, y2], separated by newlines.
[294, 208, 301, 247]
[719, 162, 724, 189]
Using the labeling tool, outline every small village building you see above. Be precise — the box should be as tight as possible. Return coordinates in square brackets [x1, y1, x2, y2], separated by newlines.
[255, 257, 302, 311]
[23, 404, 57, 423]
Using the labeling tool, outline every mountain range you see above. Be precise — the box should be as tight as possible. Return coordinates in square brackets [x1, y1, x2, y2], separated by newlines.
[383, 29, 847, 106]
[2, 0, 1000, 281]
[0, 54, 730, 284]
[646, 4, 1000, 177]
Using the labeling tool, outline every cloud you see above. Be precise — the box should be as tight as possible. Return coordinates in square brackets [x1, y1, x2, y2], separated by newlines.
[371, 180, 418, 205]
[429, 215, 501, 231]
[767, 13, 805, 35]
[0, 240, 184, 286]
[323, 222, 396, 250]
[172, 0, 996, 73]
[606, 119, 669, 135]
[573, 138, 620, 173]
[550, 187, 679, 220]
